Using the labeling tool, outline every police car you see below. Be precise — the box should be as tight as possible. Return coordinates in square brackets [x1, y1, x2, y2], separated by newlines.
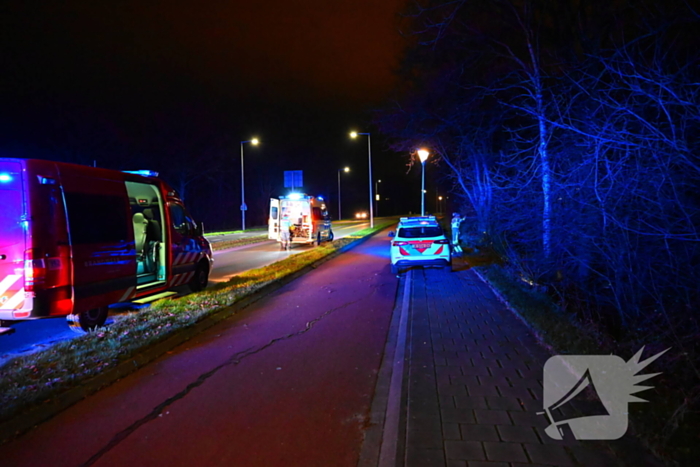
[389, 216, 451, 274]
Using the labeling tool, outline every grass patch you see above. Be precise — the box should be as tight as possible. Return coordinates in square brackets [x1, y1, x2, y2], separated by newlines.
[0, 221, 394, 427]
[209, 234, 268, 251]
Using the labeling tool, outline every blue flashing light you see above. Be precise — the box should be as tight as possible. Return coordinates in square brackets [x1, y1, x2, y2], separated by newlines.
[0, 173, 12, 183]
[317, 195, 324, 201]
[286, 192, 302, 200]
[123, 170, 159, 177]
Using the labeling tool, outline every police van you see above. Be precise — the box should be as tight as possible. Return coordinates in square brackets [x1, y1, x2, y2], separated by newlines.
[268, 193, 333, 246]
[0, 159, 213, 333]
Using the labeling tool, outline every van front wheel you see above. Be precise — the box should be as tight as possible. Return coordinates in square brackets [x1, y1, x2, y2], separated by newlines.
[189, 261, 210, 292]
[67, 307, 108, 333]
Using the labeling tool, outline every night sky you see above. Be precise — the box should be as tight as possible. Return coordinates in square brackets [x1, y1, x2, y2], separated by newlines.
[1, 0, 428, 226]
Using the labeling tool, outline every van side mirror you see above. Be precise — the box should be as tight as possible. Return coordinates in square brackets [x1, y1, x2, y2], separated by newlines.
[195, 221, 204, 237]
[388, 231, 395, 237]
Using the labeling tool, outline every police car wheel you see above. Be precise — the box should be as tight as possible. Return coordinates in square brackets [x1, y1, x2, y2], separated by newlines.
[67, 307, 108, 333]
[189, 262, 210, 292]
[391, 264, 399, 275]
[328, 230, 334, 242]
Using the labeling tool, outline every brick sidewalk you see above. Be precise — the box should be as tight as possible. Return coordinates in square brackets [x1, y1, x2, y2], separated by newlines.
[403, 267, 625, 467]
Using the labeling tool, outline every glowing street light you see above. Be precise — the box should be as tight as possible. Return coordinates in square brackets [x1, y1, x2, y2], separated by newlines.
[350, 131, 374, 228]
[240, 137, 259, 230]
[337, 166, 350, 220]
[418, 149, 430, 216]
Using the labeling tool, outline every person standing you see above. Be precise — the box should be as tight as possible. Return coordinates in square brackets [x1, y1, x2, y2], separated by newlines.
[279, 215, 292, 250]
[451, 213, 463, 255]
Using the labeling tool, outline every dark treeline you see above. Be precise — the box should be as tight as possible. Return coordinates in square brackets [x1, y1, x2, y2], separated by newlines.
[376, 0, 700, 457]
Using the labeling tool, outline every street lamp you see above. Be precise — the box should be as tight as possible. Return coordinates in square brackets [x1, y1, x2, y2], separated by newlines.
[350, 131, 374, 228]
[375, 179, 381, 217]
[417, 149, 430, 216]
[337, 166, 350, 220]
[240, 137, 259, 230]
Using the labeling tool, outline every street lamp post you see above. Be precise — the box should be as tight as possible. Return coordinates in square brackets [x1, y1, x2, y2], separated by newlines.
[337, 166, 350, 220]
[418, 149, 430, 216]
[350, 131, 374, 228]
[240, 137, 259, 230]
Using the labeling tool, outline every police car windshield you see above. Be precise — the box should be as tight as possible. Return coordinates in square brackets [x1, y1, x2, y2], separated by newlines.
[398, 226, 442, 238]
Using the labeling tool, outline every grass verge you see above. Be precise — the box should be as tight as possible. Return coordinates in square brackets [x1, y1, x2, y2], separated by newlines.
[0, 221, 395, 442]
[209, 234, 268, 251]
[461, 252, 693, 466]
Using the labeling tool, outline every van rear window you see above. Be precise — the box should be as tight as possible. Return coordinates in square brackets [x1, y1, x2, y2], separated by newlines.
[64, 192, 128, 244]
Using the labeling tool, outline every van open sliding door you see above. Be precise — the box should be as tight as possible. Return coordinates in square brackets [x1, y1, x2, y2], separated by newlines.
[268, 198, 280, 240]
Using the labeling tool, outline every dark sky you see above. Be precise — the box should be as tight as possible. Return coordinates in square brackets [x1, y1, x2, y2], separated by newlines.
[1, 0, 425, 223]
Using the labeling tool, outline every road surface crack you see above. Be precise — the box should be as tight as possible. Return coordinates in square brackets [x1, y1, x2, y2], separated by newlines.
[80, 291, 373, 466]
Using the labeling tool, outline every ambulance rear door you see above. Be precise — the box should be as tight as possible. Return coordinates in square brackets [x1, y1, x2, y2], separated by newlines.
[268, 198, 280, 240]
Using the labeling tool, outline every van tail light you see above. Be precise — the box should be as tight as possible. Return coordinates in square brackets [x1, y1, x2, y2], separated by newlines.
[434, 239, 450, 245]
[392, 241, 409, 246]
[24, 248, 46, 292]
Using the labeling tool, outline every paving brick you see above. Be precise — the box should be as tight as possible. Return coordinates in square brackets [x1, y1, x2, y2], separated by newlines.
[443, 422, 462, 440]
[487, 367, 521, 379]
[509, 410, 549, 428]
[439, 394, 456, 408]
[466, 383, 500, 397]
[445, 440, 486, 461]
[568, 445, 620, 466]
[473, 409, 513, 425]
[406, 448, 446, 467]
[496, 424, 540, 443]
[407, 428, 444, 450]
[460, 424, 500, 442]
[485, 396, 525, 411]
[534, 427, 580, 446]
[454, 395, 488, 409]
[497, 386, 536, 400]
[524, 443, 576, 466]
[446, 461, 467, 467]
[408, 415, 443, 430]
[452, 375, 481, 386]
[441, 407, 477, 424]
[438, 383, 468, 396]
[483, 441, 529, 463]
[461, 365, 492, 376]
[467, 462, 509, 467]
[477, 375, 511, 387]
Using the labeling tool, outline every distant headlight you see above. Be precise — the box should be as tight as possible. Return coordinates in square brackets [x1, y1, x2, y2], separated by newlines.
[355, 212, 368, 219]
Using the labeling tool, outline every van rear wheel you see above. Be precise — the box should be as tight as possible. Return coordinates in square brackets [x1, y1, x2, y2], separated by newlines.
[189, 261, 210, 292]
[67, 307, 108, 333]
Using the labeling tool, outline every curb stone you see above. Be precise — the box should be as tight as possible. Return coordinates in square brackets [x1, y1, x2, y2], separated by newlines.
[0, 228, 389, 445]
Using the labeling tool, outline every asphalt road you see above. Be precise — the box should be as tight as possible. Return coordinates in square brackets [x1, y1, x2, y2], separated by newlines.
[0, 220, 377, 365]
[1, 226, 399, 466]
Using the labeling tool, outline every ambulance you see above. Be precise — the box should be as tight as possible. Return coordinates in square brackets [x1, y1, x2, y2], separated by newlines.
[268, 193, 333, 246]
[0, 158, 213, 333]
